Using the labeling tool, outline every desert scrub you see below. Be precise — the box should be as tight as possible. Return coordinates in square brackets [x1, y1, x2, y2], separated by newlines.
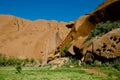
[85, 21, 120, 42]
[0, 54, 22, 66]
[63, 57, 79, 67]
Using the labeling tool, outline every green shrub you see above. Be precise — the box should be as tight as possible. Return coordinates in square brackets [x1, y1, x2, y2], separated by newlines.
[0, 54, 22, 66]
[100, 58, 120, 71]
[30, 58, 35, 64]
[6, 57, 22, 66]
[112, 58, 120, 71]
[0, 54, 7, 66]
[60, 51, 66, 57]
[23, 58, 29, 64]
[101, 62, 112, 67]
[16, 65, 22, 73]
[85, 21, 120, 42]
[63, 57, 79, 67]
[60, 44, 71, 57]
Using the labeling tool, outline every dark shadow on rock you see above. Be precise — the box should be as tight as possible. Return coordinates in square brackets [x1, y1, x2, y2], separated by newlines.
[73, 46, 83, 60]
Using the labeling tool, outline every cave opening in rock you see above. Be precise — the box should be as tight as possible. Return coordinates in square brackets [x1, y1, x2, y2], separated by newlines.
[105, 1, 120, 21]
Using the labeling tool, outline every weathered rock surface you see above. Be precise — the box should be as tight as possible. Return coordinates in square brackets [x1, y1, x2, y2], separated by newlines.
[57, 0, 120, 55]
[48, 57, 69, 69]
[0, 15, 71, 64]
[79, 28, 120, 62]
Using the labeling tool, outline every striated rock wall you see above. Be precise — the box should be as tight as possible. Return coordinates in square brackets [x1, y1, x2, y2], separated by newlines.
[0, 15, 71, 64]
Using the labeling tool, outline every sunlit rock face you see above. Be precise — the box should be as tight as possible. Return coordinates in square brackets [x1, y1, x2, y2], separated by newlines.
[57, 0, 120, 57]
[0, 15, 71, 64]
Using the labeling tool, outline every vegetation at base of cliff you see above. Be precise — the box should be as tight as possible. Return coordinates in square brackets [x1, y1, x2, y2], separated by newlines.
[81, 57, 120, 71]
[0, 54, 22, 66]
[0, 54, 40, 67]
[63, 57, 79, 67]
[100, 58, 120, 71]
[60, 44, 71, 57]
[16, 64, 22, 73]
[0, 53, 120, 80]
[85, 21, 120, 42]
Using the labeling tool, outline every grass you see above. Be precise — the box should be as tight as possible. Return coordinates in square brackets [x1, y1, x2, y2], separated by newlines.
[0, 66, 119, 80]
[97, 66, 120, 79]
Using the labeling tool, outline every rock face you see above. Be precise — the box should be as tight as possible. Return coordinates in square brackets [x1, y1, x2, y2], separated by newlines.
[57, 0, 120, 55]
[0, 0, 120, 65]
[0, 15, 71, 64]
[79, 28, 120, 63]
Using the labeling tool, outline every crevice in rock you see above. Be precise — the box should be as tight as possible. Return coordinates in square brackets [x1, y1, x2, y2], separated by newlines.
[73, 46, 83, 59]
[110, 36, 113, 40]
[107, 49, 114, 53]
[66, 23, 74, 28]
[113, 36, 117, 41]
[116, 38, 120, 44]
[103, 48, 106, 52]
[102, 43, 107, 48]
[96, 49, 101, 52]
[111, 44, 115, 48]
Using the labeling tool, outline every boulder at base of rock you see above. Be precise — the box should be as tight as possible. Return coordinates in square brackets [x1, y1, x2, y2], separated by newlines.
[79, 28, 120, 63]
[48, 57, 69, 69]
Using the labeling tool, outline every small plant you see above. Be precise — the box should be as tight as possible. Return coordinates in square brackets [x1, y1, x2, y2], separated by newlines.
[100, 62, 112, 67]
[30, 58, 35, 64]
[23, 58, 29, 66]
[60, 51, 66, 57]
[63, 57, 79, 67]
[81, 62, 93, 68]
[112, 58, 120, 71]
[60, 44, 71, 57]
[16, 65, 22, 73]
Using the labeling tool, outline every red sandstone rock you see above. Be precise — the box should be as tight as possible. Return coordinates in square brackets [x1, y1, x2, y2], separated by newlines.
[80, 28, 120, 62]
[0, 15, 71, 64]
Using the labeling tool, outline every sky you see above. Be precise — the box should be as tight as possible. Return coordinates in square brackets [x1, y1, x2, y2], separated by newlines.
[0, 0, 105, 22]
